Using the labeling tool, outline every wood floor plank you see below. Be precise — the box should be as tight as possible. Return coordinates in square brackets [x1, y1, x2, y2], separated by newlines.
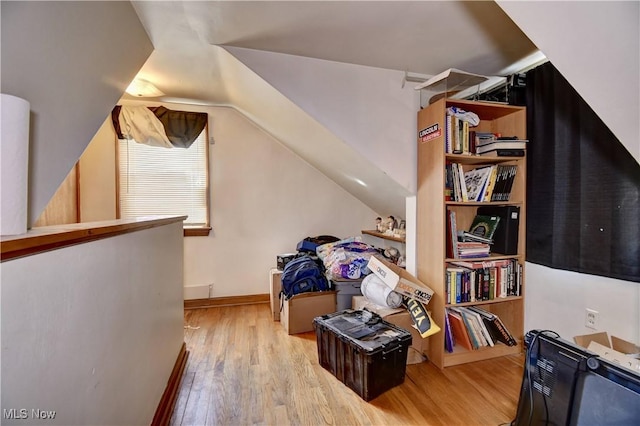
[170, 304, 524, 426]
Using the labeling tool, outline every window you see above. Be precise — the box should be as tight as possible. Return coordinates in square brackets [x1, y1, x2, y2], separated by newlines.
[117, 125, 211, 236]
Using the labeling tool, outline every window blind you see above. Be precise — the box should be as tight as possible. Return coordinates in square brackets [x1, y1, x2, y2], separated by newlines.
[118, 128, 208, 226]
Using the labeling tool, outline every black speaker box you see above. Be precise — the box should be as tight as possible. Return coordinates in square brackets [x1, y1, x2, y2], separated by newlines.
[477, 205, 520, 255]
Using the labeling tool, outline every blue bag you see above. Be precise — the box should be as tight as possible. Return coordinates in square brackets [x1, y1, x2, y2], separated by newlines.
[280, 255, 329, 301]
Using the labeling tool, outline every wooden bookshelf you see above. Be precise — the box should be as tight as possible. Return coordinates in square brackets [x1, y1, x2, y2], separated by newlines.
[416, 98, 526, 369]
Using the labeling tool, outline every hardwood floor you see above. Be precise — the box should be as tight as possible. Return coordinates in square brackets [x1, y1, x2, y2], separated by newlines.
[171, 304, 524, 426]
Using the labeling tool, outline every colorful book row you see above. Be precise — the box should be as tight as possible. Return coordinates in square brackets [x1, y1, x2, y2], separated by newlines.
[445, 258, 522, 304]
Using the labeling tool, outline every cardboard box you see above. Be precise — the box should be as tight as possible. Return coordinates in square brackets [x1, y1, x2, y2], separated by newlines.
[367, 256, 434, 305]
[269, 268, 283, 321]
[574, 332, 640, 373]
[281, 291, 337, 335]
[352, 295, 428, 364]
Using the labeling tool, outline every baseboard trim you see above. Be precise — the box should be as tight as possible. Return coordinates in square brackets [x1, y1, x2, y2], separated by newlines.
[152, 342, 189, 426]
[184, 293, 270, 310]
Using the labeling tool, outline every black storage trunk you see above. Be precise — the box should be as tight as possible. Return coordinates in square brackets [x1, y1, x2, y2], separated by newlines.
[313, 309, 412, 401]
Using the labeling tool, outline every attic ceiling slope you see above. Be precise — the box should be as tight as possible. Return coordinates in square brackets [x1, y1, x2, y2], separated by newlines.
[132, 0, 537, 77]
[497, 1, 640, 163]
[127, 0, 541, 218]
[223, 46, 418, 194]
[216, 47, 411, 219]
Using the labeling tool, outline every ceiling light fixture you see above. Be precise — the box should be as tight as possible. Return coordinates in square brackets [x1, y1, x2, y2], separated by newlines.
[125, 78, 165, 97]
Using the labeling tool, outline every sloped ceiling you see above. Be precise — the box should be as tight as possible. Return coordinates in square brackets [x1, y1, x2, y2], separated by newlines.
[128, 1, 539, 217]
[1, 1, 154, 225]
[131, 1, 535, 87]
[497, 1, 639, 163]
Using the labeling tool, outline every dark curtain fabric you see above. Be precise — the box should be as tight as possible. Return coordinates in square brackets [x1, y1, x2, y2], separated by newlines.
[148, 106, 207, 148]
[525, 62, 640, 282]
[111, 105, 207, 148]
[111, 105, 124, 139]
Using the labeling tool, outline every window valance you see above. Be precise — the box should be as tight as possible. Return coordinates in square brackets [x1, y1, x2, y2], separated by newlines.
[111, 105, 207, 149]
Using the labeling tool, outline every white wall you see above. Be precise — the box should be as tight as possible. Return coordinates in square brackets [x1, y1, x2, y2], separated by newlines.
[498, 1, 640, 163]
[525, 263, 639, 344]
[225, 47, 418, 193]
[216, 47, 412, 220]
[0, 1, 153, 225]
[80, 102, 380, 298]
[79, 117, 117, 222]
[1, 221, 184, 425]
[496, 1, 640, 345]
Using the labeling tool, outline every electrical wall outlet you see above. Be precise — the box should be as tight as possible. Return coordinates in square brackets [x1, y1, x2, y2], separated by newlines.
[208, 284, 214, 298]
[585, 308, 599, 329]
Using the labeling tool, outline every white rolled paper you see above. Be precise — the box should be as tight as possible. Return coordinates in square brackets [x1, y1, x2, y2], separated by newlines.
[361, 273, 403, 308]
[1, 94, 30, 235]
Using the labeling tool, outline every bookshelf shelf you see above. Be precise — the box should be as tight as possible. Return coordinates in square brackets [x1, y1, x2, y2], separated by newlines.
[445, 153, 525, 164]
[417, 98, 527, 369]
[445, 201, 524, 207]
[444, 254, 523, 262]
[361, 230, 406, 243]
[445, 295, 523, 309]
[443, 342, 521, 368]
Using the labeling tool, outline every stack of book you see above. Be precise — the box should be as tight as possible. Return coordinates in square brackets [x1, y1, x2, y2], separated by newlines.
[447, 211, 502, 259]
[476, 136, 528, 156]
[456, 241, 490, 258]
[444, 305, 517, 352]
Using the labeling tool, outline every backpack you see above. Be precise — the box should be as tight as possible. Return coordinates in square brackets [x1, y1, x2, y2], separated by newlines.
[280, 255, 330, 302]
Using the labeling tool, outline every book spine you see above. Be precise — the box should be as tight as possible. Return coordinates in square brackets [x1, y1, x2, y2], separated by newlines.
[444, 307, 454, 352]
[444, 268, 451, 304]
[462, 121, 470, 154]
[469, 269, 476, 302]
[452, 164, 460, 202]
[455, 308, 480, 349]
[469, 130, 476, 154]
[492, 316, 517, 346]
[499, 265, 508, 298]
[503, 165, 518, 201]
[445, 114, 452, 154]
[457, 163, 468, 202]
[489, 267, 496, 300]
[482, 165, 498, 202]
[466, 311, 487, 347]
[474, 271, 482, 302]
[444, 163, 452, 201]
[453, 117, 462, 154]
[482, 268, 490, 301]
[507, 259, 516, 296]
[447, 210, 459, 259]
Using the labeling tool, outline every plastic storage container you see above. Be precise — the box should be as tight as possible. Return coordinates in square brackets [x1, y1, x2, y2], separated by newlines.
[313, 309, 412, 401]
[332, 278, 364, 311]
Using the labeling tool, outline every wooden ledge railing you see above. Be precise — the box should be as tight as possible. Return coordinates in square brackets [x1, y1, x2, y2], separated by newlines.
[1, 215, 187, 262]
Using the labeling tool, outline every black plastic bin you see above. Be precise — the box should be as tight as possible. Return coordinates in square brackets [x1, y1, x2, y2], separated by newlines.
[313, 309, 412, 401]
